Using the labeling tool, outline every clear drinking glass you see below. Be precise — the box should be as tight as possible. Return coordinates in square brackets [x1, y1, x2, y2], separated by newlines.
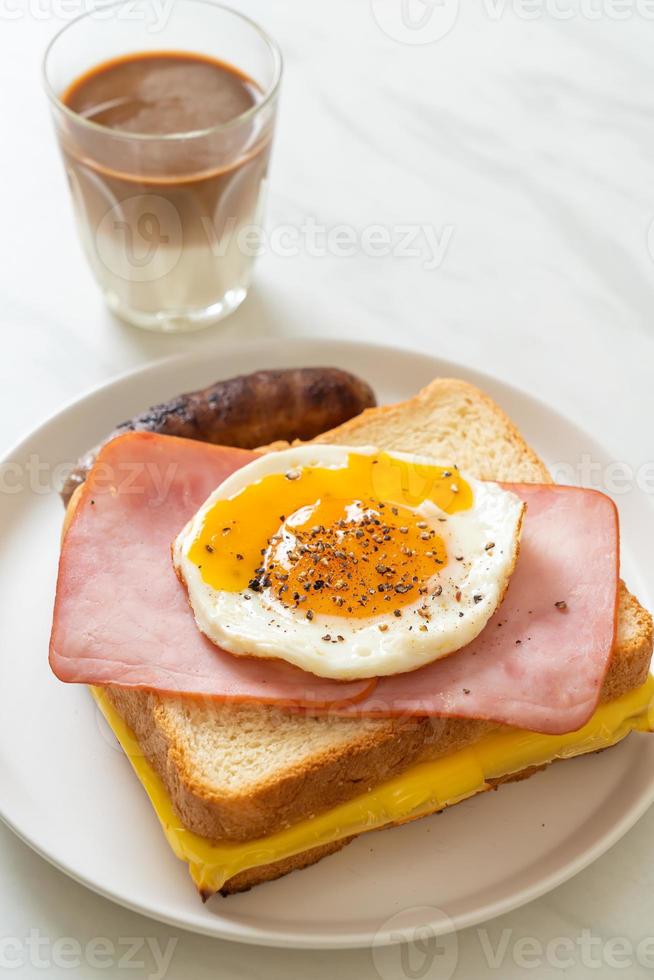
[43, 1, 282, 333]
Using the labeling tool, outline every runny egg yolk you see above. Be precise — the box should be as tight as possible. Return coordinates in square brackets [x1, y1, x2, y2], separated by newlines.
[270, 497, 448, 617]
[187, 452, 473, 619]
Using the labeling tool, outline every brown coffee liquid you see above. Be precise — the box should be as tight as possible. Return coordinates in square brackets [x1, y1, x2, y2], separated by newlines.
[62, 51, 259, 136]
[58, 52, 274, 319]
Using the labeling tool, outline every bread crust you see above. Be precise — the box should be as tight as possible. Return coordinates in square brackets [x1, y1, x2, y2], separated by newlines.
[104, 580, 652, 845]
[218, 838, 355, 896]
[88, 375, 652, 891]
[216, 759, 583, 895]
[262, 378, 552, 483]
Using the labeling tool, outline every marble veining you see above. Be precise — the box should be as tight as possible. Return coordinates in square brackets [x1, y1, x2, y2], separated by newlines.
[1, 0, 654, 975]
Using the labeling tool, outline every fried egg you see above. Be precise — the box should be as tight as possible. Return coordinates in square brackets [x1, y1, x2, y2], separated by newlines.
[172, 445, 525, 679]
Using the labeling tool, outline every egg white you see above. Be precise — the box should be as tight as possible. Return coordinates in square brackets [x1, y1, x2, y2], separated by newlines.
[173, 444, 524, 679]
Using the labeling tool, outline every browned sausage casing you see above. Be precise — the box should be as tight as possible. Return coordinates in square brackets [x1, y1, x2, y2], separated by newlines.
[61, 367, 376, 505]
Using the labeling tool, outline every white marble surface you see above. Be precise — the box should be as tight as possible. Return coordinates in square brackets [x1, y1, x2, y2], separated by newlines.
[2, 0, 654, 976]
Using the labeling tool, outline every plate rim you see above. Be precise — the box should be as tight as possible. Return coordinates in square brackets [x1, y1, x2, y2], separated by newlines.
[1, 334, 653, 949]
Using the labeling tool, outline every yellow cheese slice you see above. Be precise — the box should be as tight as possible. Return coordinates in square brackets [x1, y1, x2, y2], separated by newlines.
[91, 679, 654, 895]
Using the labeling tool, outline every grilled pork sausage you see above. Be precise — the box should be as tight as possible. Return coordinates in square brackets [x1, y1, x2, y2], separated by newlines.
[60, 367, 376, 505]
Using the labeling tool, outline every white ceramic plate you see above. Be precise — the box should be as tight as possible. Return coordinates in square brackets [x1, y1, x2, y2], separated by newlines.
[0, 338, 652, 950]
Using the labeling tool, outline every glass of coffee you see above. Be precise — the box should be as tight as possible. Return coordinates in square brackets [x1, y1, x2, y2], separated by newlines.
[44, 1, 282, 332]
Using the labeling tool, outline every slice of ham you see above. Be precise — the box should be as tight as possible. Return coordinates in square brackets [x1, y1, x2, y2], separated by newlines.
[50, 433, 619, 734]
[50, 433, 376, 708]
[335, 483, 619, 733]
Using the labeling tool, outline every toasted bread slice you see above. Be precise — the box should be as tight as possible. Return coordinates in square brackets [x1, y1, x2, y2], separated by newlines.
[100, 378, 653, 889]
[310, 377, 551, 482]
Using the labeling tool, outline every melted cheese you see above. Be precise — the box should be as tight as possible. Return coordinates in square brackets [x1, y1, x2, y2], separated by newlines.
[91, 679, 654, 895]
